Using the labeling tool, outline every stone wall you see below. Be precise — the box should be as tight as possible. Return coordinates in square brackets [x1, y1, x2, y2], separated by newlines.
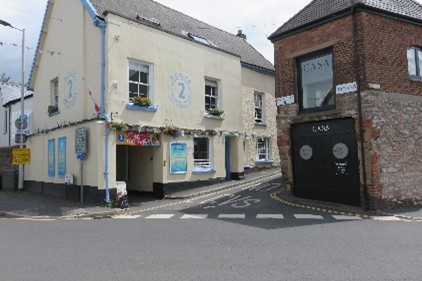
[363, 91, 422, 207]
[0, 146, 18, 174]
[242, 86, 280, 168]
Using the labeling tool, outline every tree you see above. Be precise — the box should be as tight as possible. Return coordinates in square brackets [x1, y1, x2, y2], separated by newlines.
[0, 73, 18, 86]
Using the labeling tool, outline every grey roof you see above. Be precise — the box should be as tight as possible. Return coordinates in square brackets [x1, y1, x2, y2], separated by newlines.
[88, 0, 274, 71]
[269, 0, 422, 40]
[0, 83, 32, 106]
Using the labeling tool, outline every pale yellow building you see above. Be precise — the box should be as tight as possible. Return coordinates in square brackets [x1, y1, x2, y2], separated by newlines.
[26, 0, 278, 203]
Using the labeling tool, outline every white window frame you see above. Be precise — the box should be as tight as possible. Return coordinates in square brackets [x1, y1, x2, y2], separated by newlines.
[205, 79, 219, 111]
[256, 138, 271, 161]
[407, 46, 422, 79]
[193, 137, 213, 171]
[51, 78, 59, 107]
[128, 59, 153, 103]
[298, 50, 334, 111]
[254, 92, 264, 124]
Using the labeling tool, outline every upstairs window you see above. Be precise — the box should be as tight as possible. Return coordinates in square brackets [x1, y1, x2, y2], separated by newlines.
[129, 60, 152, 103]
[49, 78, 59, 115]
[407, 47, 422, 79]
[298, 50, 334, 111]
[254, 92, 264, 124]
[205, 79, 219, 111]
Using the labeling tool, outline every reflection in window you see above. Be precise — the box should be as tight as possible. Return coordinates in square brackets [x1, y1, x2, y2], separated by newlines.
[407, 47, 422, 78]
[129, 60, 152, 103]
[194, 137, 211, 170]
[298, 51, 334, 110]
[254, 92, 264, 123]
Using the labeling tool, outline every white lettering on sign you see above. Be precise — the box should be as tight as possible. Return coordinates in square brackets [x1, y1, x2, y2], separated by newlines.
[336, 82, 357, 95]
[276, 95, 295, 106]
[312, 125, 330, 133]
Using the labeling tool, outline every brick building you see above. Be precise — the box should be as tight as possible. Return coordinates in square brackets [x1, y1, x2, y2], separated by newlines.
[269, 0, 422, 209]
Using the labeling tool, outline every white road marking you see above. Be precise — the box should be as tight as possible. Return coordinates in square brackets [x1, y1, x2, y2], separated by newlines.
[294, 214, 324, 219]
[180, 214, 208, 219]
[145, 214, 174, 219]
[371, 216, 402, 221]
[114, 214, 142, 219]
[332, 215, 362, 220]
[256, 214, 284, 219]
[218, 214, 245, 219]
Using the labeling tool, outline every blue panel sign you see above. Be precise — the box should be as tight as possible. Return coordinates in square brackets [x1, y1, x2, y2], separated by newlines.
[48, 139, 55, 177]
[170, 142, 187, 174]
[58, 137, 66, 177]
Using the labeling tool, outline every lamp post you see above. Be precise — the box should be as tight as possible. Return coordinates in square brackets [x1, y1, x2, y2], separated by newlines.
[0, 19, 25, 191]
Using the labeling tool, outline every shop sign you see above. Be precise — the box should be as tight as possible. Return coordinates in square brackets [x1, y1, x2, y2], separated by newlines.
[116, 131, 161, 146]
[12, 148, 31, 165]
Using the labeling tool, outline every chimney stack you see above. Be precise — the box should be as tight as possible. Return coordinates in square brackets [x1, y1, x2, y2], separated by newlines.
[236, 30, 247, 40]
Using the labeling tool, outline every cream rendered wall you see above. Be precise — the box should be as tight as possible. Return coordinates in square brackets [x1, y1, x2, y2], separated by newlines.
[27, 0, 103, 187]
[25, 121, 103, 187]
[241, 68, 280, 167]
[161, 134, 227, 183]
[104, 14, 243, 184]
[105, 14, 242, 132]
[31, 0, 102, 132]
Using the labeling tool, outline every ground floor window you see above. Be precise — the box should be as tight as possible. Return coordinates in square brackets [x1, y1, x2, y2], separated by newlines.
[256, 138, 271, 161]
[194, 137, 211, 170]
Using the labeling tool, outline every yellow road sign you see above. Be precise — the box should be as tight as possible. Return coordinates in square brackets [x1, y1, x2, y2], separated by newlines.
[12, 148, 31, 165]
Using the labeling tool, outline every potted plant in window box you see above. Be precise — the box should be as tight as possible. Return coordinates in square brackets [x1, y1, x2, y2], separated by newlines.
[163, 124, 180, 137]
[206, 107, 224, 117]
[132, 96, 152, 107]
[47, 105, 59, 116]
[108, 121, 127, 133]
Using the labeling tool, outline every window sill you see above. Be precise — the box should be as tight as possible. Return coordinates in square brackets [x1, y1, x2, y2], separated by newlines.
[409, 75, 422, 82]
[192, 169, 216, 174]
[48, 111, 60, 117]
[254, 122, 267, 127]
[204, 113, 224, 120]
[126, 104, 158, 112]
[255, 160, 273, 165]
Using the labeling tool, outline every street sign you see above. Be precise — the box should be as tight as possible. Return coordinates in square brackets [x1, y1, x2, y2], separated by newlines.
[15, 134, 28, 144]
[65, 174, 74, 184]
[75, 127, 87, 154]
[12, 148, 31, 165]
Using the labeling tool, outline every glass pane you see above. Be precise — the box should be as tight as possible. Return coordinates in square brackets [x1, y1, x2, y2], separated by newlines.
[407, 48, 417, 76]
[129, 82, 138, 96]
[300, 53, 334, 109]
[129, 69, 139, 82]
[139, 85, 148, 97]
[418, 50, 422, 77]
[140, 71, 148, 84]
[194, 138, 209, 160]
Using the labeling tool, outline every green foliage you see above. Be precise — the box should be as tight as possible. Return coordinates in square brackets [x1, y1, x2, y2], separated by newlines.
[108, 121, 127, 132]
[47, 105, 58, 115]
[132, 96, 152, 107]
[207, 108, 224, 116]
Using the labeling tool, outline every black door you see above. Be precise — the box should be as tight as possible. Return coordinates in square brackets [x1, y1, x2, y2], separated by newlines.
[291, 118, 360, 206]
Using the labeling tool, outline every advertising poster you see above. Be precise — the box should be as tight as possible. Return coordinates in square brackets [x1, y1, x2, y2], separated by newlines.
[170, 142, 187, 174]
[48, 139, 55, 177]
[58, 137, 67, 177]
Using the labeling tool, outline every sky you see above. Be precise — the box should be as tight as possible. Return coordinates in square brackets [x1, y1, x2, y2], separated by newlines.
[0, 0, 421, 84]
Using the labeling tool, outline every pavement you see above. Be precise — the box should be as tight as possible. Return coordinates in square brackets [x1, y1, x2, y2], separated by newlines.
[1, 168, 421, 221]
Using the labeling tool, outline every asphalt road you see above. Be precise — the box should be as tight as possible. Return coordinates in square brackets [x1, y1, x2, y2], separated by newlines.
[1, 179, 421, 281]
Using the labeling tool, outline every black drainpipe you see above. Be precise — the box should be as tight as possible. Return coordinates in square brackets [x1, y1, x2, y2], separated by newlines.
[351, 0, 369, 210]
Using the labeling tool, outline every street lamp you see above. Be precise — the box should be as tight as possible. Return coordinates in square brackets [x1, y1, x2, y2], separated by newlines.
[0, 19, 25, 191]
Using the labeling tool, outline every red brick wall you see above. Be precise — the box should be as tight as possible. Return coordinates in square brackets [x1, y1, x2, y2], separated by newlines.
[273, 11, 422, 208]
[358, 12, 422, 96]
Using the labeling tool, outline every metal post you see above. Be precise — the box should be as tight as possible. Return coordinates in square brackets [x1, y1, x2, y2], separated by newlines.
[80, 159, 84, 203]
[18, 28, 25, 191]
